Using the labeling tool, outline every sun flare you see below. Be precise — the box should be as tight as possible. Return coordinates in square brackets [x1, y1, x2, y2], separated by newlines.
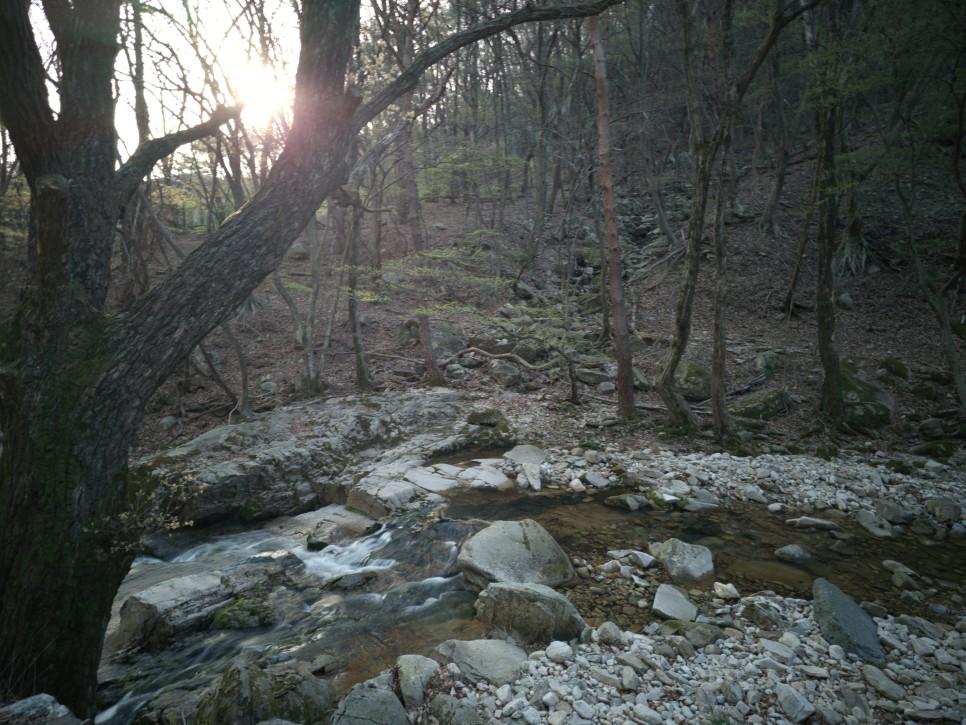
[229, 60, 292, 131]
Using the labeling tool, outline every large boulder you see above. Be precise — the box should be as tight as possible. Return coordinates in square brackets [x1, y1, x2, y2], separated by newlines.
[0, 694, 83, 725]
[396, 654, 440, 709]
[674, 360, 712, 401]
[107, 571, 233, 652]
[107, 551, 298, 652]
[329, 686, 407, 725]
[652, 538, 714, 585]
[487, 359, 523, 387]
[475, 582, 585, 645]
[812, 578, 885, 661]
[434, 639, 528, 685]
[841, 360, 894, 430]
[140, 391, 510, 528]
[729, 389, 793, 420]
[195, 659, 336, 725]
[456, 519, 576, 591]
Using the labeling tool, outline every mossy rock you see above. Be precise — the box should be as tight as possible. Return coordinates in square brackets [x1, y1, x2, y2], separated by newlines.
[885, 458, 915, 475]
[881, 357, 910, 380]
[728, 389, 792, 420]
[632, 366, 653, 391]
[911, 381, 939, 401]
[213, 598, 275, 630]
[815, 444, 839, 461]
[842, 361, 894, 430]
[674, 360, 712, 402]
[604, 493, 647, 511]
[729, 445, 762, 458]
[731, 416, 767, 431]
[908, 439, 957, 459]
[195, 659, 336, 725]
[466, 408, 508, 428]
[755, 350, 784, 378]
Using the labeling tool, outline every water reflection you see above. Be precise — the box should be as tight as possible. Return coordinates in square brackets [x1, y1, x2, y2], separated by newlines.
[443, 485, 966, 613]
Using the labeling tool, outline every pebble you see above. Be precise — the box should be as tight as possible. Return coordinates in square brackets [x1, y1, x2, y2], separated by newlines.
[383, 445, 966, 724]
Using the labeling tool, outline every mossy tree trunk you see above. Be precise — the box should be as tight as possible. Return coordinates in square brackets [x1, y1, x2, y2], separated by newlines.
[0, 0, 359, 714]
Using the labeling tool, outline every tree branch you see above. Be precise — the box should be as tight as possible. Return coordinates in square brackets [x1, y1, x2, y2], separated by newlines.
[0, 0, 58, 183]
[736, 0, 824, 101]
[113, 104, 242, 202]
[353, 0, 624, 131]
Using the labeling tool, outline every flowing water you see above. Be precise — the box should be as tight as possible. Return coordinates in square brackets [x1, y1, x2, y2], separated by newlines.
[96, 460, 966, 723]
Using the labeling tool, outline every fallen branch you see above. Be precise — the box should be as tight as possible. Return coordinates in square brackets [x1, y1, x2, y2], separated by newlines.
[440, 346, 555, 372]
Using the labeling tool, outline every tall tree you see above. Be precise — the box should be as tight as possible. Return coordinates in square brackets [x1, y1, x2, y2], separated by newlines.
[0, 0, 622, 715]
[590, 14, 636, 421]
[654, 0, 819, 430]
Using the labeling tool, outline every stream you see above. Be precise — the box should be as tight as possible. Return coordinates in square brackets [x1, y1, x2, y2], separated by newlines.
[95, 459, 966, 724]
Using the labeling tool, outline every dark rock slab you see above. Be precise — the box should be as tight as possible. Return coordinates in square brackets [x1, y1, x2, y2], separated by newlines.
[330, 687, 407, 725]
[812, 578, 885, 661]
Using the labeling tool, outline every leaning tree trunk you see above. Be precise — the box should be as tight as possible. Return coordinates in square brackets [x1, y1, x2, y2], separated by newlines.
[0, 1, 359, 714]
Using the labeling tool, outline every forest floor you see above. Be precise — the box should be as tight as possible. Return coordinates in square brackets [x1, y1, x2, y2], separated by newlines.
[118, 153, 964, 461]
[0, 153, 961, 459]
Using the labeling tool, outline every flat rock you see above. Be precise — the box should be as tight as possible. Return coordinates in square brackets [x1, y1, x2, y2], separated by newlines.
[813, 578, 885, 661]
[435, 639, 528, 685]
[330, 687, 408, 725]
[786, 516, 839, 530]
[306, 505, 377, 550]
[428, 693, 484, 725]
[856, 509, 895, 538]
[862, 664, 906, 701]
[0, 694, 82, 725]
[504, 444, 547, 465]
[776, 683, 816, 723]
[652, 583, 697, 621]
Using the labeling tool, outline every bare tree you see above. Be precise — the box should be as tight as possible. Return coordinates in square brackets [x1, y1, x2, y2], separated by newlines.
[590, 14, 635, 420]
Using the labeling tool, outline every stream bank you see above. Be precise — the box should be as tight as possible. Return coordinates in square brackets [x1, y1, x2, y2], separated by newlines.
[8, 390, 961, 724]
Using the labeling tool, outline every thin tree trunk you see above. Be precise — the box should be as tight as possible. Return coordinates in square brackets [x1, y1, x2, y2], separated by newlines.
[590, 15, 635, 421]
[896, 179, 966, 410]
[759, 52, 788, 238]
[816, 95, 844, 420]
[346, 193, 370, 390]
[782, 166, 819, 317]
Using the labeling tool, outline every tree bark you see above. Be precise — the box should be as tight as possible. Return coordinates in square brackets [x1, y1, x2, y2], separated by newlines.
[590, 15, 635, 421]
[815, 94, 844, 420]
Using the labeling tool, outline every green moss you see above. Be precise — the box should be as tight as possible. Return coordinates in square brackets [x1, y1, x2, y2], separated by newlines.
[885, 459, 915, 475]
[728, 390, 792, 420]
[881, 357, 910, 379]
[815, 444, 839, 461]
[909, 439, 956, 458]
[213, 598, 275, 630]
[911, 381, 939, 400]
